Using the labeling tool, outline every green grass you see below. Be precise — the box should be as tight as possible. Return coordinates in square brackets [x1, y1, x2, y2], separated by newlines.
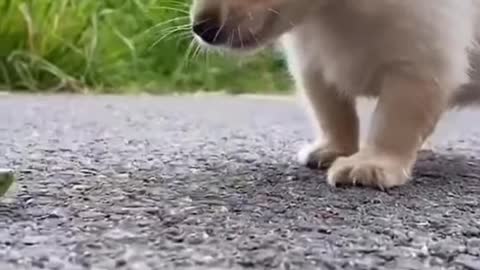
[0, 0, 293, 94]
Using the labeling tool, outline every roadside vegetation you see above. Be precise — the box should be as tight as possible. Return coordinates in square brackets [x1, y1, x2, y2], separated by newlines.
[0, 0, 292, 94]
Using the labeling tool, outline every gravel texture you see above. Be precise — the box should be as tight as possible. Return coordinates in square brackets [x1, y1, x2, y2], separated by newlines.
[0, 95, 480, 270]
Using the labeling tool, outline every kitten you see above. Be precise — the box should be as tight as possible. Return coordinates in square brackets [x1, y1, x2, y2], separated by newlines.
[189, 0, 480, 189]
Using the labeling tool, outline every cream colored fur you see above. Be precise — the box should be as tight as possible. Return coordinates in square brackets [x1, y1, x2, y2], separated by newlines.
[190, 0, 480, 189]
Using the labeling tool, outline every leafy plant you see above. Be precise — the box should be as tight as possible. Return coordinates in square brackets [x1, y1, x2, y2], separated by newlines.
[0, 0, 292, 93]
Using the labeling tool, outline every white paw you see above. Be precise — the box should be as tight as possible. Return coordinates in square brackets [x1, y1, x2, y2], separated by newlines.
[327, 152, 411, 190]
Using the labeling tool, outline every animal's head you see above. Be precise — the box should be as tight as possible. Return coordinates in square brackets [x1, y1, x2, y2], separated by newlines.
[189, 0, 325, 53]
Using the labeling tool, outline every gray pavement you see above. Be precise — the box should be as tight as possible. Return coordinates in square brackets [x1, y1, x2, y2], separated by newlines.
[0, 94, 480, 270]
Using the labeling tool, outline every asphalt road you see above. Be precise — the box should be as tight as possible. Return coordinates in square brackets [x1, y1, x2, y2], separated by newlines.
[1, 95, 480, 270]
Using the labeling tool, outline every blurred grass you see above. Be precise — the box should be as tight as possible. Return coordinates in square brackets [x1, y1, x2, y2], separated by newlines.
[0, 0, 293, 94]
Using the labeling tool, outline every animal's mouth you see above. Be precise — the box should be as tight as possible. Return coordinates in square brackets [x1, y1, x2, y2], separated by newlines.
[227, 33, 261, 50]
[225, 15, 276, 51]
[189, 2, 288, 53]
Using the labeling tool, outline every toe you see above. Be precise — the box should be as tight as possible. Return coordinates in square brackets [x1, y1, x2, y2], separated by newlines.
[326, 157, 355, 186]
[327, 154, 411, 189]
[349, 165, 387, 189]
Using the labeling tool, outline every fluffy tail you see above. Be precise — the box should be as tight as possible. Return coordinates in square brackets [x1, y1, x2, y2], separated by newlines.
[448, 81, 480, 109]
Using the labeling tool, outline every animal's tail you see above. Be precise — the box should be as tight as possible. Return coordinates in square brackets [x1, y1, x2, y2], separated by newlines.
[448, 81, 480, 109]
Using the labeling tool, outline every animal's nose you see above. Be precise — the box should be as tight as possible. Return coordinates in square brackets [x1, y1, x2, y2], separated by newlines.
[192, 14, 224, 44]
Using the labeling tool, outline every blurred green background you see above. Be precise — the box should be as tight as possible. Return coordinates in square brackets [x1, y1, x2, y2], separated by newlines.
[0, 0, 293, 94]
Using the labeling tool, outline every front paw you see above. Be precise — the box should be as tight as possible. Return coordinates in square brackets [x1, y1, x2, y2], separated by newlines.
[327, 151, 412, 190]
[298, 142, 357, 170]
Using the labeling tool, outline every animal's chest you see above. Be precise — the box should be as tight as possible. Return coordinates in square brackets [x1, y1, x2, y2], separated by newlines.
[281, 2, 475, 96]
[315, 38, 376, 94]
[281, 24, 381, 96]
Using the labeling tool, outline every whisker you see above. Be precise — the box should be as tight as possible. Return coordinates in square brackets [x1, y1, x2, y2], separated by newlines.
[175, 41, 192, 72]
[192, 44, 203, 61]
[237, 27, 244, 49]
[158, 0, 189, 8]
[188, 43, 205, 69]
[267, 8, 295, 27]
[158, 25, 191, 37]
[155, 24, 191, 35]
[177, 30, 194, 37]
[213, 19, 226, 44]
[143, 16, 190, 34]
[175, 32, 195, 45]
[183, 39, 198, 66]
[228, 31, 234, 48]
[150, 6, 190, 15]
[149, 27, 190, 49]
[248, 28, 260, 47]
[193, 23, 221, 39]
[205, 47, 211, 68]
